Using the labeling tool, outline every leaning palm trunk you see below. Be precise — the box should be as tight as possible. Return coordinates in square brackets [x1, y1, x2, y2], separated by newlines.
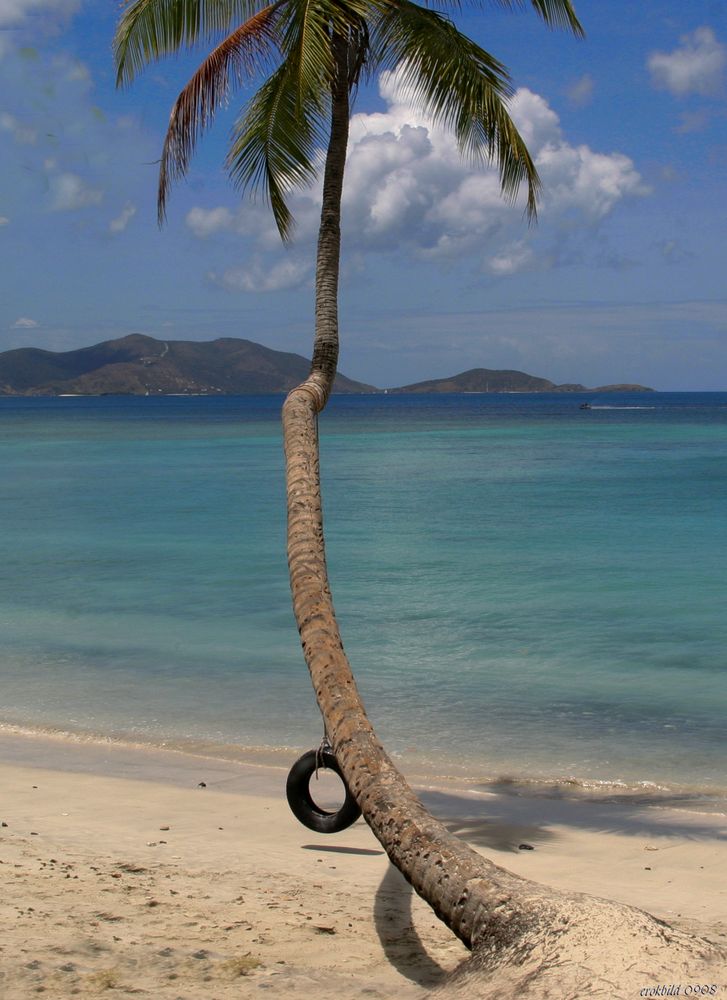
[282, 50, 725, 1000]
[111, 0, 726, 990]
[283, 374, 726, 999]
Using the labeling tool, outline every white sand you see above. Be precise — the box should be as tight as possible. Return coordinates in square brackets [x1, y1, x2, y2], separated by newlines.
[0, 731, 725, 998]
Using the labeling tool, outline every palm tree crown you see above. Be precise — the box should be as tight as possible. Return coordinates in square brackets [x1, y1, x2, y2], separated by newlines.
[114, 0, 582, 239]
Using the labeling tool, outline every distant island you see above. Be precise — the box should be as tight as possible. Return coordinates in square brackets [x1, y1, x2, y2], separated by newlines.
[390, 368, 652, 394]
[0, 335, 652, 396]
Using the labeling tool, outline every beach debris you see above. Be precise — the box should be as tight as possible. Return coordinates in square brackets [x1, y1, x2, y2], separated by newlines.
[518, 843, 535, 851]
[86, 969, 120, 991]
[159, 825, 170, 831]
[644, 845, 659, 851]
[1, 821, 8, 827]
[197, 781, 207, 788]
[644, 867, 652, 871]
[313, 925, 336, 934]
[219, 954, 262, 978]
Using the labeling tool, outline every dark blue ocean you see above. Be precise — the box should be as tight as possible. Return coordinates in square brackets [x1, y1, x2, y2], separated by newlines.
[1, 392, 726, 799]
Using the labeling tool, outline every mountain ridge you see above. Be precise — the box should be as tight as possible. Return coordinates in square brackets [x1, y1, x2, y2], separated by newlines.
[0, 334, 375, 396]
[0, 335, 653, 395]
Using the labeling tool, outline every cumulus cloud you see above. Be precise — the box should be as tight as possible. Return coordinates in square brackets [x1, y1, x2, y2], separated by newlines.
[648, 26, 725, 97]
[186, 71, 647, 286]
[11, 316, 38, 327]
[49, 171, 103, 211]
[341, 78, 646, 264]
[109, 201, 137, 234]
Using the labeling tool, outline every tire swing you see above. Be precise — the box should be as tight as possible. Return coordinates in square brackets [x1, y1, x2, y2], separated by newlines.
[286, 743, 361, 834]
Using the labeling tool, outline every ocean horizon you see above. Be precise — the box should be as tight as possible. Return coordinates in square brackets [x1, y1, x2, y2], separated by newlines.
[2, 391, 726, 809]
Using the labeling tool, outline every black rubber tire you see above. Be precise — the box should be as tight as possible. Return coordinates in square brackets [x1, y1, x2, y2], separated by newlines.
[286, 749, 362, 834]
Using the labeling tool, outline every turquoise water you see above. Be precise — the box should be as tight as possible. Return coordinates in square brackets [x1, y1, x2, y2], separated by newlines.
[1, 393, 726, 797]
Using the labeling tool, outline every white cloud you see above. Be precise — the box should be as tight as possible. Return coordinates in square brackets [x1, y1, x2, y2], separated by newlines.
[487, 241, 534, 275]
[186, 71, 647, 284]
[109, 201, 137, 234]
[210, 257, 313, 293]
[186, 206, 235, 238]
[536, 143, 647, 221]
[1, 48, 158, 228]
[648, 26, 726, 97]
[0, 110, 37, 143]
[11, 316, 38, 327]
[49, 171, 103, 211]
[0, 215, 9, 225]
[566, 74, 594, 108]
[0, 0, 79, 29]
[340, 79, 647, 264]
[0, 0, 80, 57]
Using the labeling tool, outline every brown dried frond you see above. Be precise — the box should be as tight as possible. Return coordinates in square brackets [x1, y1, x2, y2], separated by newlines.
[158, 3, 282, 224]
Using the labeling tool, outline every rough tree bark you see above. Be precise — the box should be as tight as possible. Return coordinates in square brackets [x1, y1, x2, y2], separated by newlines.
[281, 36, 726, 1000]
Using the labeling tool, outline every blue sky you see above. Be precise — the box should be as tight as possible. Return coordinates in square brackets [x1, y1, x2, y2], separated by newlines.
[1, 1, 725, 389]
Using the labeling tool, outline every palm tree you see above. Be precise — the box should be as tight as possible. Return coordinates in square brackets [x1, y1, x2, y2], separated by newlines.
[114, 2, 724, 992]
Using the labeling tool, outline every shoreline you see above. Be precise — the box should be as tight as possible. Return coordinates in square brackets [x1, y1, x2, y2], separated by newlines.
[1, 728, 726, 997]
[2, 721, 726, 816]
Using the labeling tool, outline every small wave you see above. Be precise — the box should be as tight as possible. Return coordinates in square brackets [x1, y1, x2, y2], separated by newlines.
[590, 405, 656, 410]
[0, 721, 298, 767]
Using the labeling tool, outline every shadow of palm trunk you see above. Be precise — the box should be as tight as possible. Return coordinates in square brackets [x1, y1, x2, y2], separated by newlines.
[373, 863, 452, 988]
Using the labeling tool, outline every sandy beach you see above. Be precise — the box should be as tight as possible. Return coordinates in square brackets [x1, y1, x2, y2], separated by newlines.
[0, 730, 725, 999]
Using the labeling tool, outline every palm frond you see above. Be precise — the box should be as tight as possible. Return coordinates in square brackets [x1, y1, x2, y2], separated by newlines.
[277, 0, 336, 107]
[114, 0, 270, 86]
[226, 59, 328, 240]
[498, 0, 584, 36]
[372, 0, 540, 217]
[158, 4, 282, 224]
[413, 0, 584, 38]
[224, 0, 372, 240]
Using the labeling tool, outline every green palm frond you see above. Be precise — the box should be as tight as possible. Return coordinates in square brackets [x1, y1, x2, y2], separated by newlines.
[114, 0, 269, 86]
[277, 0, 336, 105]
[441, 0, 583, 36]
[275, 0, 370, 101]
[526, 0, 583, 36]
[226, 59, 328, 241]
[158, 3, 282, 224]
[224, 0, 371, 240]
[372, 0, 540, 217]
